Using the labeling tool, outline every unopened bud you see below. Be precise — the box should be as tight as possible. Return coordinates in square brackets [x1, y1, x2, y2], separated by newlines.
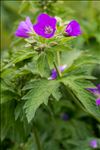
[63, 32, 69, 37]
[50, 42, 58, 47]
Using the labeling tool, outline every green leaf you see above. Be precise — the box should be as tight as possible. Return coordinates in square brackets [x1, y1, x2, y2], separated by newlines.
[2, 49, 36, 71]
[37, 53, 50, 77]
[1, 101, 30, 142]
[12, 49, 35, 64]
[61, 76, 100, 122]
[57, 36, 75, 44]
[0, 102, 14, 141]
[22, 79, 61, 122]
[1, 79, 16, 104]
[49, 44, 72, 52]
[7, 119, 30, 143]
[61, 50, 82, 67]
[62, 50, 99, 76]
[46, 51, 55, 68]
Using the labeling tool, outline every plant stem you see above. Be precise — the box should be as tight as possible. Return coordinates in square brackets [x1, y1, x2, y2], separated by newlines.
[53, 62, 61, 78]
[33, 125, 42, 150]
[57, 51, 62, 77]
[47, 105, 56, 125]
[57, 51, 60, 66]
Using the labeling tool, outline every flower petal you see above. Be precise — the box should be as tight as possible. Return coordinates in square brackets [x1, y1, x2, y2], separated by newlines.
[49, 65, 67, 80]
[33, 24, 45, 37]
[60, 113, 69, 121]
[97, 84, 100, 93]
[18, 21, 29, 30]
[15, 17, 33, 38]
[87, 87, 99, 96]
[96, 98, 100, 106]
[51, 69, 57, 80]
[26, 17, 33, 27]
[89, 140, 98, 148]
[49, 17, 57, 28]
[65, 20, 82, 36]
[59, 65, 67, 72]
[15, 22, 29, 38]
[33, 23, 56, 38]
[15, 30, 29, 38]
[33, 13, 57, 38]
[37, 13, 51, 25]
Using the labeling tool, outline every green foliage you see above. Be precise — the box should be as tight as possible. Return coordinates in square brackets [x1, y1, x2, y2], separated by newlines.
[35, 0, 58, 15]
[37, 52, 50, 77]
[1, 0, 100, 150]
[11, 49, 36, 64]
[0, 102, 14, 141]
[1, 79, 16, 104]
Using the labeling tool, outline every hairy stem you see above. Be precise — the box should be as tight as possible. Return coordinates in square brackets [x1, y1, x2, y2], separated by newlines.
[53, 62, 61, 78]
[57, 51, 62, 76]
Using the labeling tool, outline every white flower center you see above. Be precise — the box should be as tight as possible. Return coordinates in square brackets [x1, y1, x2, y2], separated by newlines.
[45, 26, 53, 34]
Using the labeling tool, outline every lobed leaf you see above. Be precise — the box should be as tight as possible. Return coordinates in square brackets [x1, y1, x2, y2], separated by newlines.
[12, 49, 36, 64]
[61, 76, 100, 122]
[22, 79, 61, 122]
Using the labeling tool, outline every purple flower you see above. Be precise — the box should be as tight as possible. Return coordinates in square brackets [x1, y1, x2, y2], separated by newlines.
[87, 84, 100, 106]
[65, 20, 82, 36]
[15, 17, 34, 38]
[96, 98, 100, 106]
[60, 113, 69, 121]
[87, 84, 100, 96]
[33, 13, 57, 38]
[89, 139, 98, 148]
[48, 65, 67, 80]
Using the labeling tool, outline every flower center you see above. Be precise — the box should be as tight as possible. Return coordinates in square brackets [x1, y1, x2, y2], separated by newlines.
[45, 26, 53, 34]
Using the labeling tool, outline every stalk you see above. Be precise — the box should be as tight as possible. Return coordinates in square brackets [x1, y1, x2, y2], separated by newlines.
[57, 51, 62, 77]
[53, 62, 61, 78]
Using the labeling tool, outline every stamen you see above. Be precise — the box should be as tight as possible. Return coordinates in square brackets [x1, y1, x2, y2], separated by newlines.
[45, 26, 53, 34]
